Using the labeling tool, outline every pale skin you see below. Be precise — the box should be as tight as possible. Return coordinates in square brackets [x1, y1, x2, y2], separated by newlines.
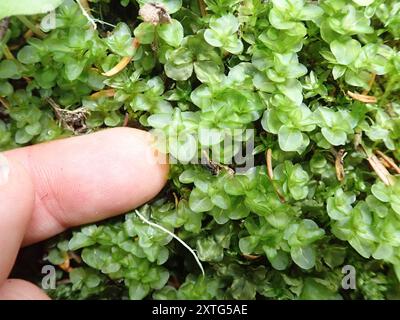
[0, 128, 169, 299]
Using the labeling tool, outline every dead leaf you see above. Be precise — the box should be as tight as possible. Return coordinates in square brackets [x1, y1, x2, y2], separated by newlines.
[375, 150, 400, 174]
[102, 56, 132, 77]
[90, 88, 116, 99]
[367, 154, 395, 186]
[347, 91, 377, 103]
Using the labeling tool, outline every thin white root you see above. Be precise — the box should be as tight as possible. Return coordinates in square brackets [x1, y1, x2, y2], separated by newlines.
[93, 19, 116, 28]
[135, 210, 205, 276]
[76, 0, 97, 30]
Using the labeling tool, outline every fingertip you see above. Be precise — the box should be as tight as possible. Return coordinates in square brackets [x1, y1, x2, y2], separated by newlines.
[0, 153, 35, 209]
[0, 154, 35, 283]
[109, 127, 170, 198]
[7, 127, 169, 244]
[0, 279, 50, 300]
[84, 127, 169, 204]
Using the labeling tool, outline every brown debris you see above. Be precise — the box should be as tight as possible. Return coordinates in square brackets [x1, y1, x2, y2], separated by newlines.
[139, 3, 171, 24]
[47, 98, 88, 134]
[335, 149, 347, 182]
[201, 150, 234, 175]
[58, 253, 73, 273]
[133, 38, 140, 49]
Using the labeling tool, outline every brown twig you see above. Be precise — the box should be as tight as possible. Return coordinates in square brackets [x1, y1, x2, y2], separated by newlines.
[264, 148, 285, 203]
[123, 112, 129, 127]
[172, 192, 179, 207]
[347, 90, 377, 104]
[198, 0, 207, 17]
[379, 156, 392, 169]
[274, 187, 286, 203]
[335, 149, 347, 182]
[375, 150, 400, 174]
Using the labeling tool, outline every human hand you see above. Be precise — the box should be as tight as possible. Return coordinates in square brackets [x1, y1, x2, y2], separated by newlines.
[0, 128, 168, 299]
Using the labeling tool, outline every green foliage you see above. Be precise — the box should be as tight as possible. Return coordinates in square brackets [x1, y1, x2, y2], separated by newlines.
[0, 0, 64, 19]
[204, 14, 243, 54]
[1, 0, 400, 300]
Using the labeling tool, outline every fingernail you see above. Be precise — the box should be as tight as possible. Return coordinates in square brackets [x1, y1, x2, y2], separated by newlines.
[0, 153, 10, 186]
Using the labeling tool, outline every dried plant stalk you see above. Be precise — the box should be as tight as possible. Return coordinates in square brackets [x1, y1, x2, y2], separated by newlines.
[375, 150, 400, 174]
[266, 148, 273, 180]
[347, 91, 377, 103]
[362, 73, 376, 95]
